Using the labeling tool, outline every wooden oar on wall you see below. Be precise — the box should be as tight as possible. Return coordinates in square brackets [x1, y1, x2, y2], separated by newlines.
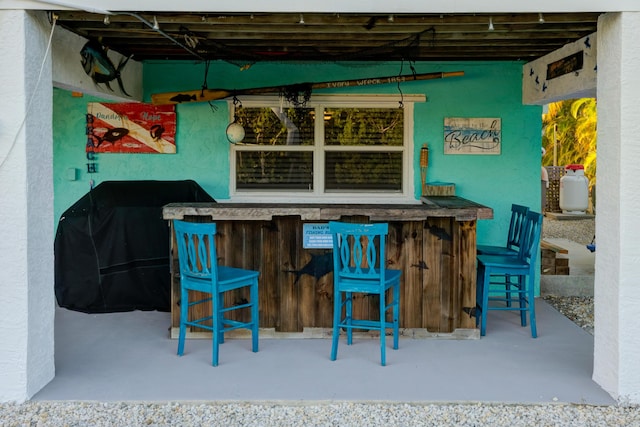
[151, 71, 464, 105]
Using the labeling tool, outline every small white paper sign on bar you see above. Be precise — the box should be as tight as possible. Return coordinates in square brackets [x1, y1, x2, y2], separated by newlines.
[444, 117, 501, 155]
[303, 223, 333, 249]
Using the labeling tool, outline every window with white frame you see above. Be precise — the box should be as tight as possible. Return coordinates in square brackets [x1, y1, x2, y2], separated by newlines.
[230, 96, 418, 200]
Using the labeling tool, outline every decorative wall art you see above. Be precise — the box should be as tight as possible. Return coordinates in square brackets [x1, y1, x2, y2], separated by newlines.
[86, 103, 177, 153]
[443, 117, 501, 155]
[80, 40, 132, 97]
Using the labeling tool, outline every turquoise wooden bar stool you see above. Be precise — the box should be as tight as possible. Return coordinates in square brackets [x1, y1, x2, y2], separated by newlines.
[329, 221, 401, 366]
[173, 220, 260, 366]
[477, 204, 530, 307]
[475, 211, 543, 337]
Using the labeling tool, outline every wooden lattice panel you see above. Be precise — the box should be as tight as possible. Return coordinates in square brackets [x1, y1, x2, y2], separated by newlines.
[545, 166, 566, 213]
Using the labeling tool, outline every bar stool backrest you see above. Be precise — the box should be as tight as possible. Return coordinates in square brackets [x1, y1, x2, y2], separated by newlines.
[517, 210, 544, 269]
[174, 220, 218, 283]
[330, 222, 387, 288]
[506, 204, 530, 252]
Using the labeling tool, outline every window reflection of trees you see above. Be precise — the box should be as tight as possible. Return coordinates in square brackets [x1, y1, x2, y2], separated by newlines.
[234, 106, 404, 192]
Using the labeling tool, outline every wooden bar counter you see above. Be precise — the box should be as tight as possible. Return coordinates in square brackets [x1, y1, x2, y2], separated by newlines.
[163, 197, 493, 337]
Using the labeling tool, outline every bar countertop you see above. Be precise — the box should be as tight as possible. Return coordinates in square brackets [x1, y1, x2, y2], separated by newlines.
[162, 196, 493, 222]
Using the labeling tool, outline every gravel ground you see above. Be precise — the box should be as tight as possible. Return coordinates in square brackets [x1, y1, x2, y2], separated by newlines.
[3, 217, 637, 426]
[543, 295, 594, 335]
[542, 216, 595, 245]
[541, 216, 595, 335]
[1, 400, 639, 427]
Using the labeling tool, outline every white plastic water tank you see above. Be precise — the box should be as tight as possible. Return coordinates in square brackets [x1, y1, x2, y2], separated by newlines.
[559, 164, 589, 214]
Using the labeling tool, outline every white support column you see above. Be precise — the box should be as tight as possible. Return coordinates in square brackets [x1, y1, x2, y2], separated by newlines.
[594, 12, 640, 405]
[0, 10, 55, 402]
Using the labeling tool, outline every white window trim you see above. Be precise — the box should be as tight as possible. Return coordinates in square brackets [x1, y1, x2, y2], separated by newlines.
[228, 94, 425, 204]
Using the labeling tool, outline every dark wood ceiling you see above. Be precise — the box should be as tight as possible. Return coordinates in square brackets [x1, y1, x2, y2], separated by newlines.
[53, 11, 601, 64]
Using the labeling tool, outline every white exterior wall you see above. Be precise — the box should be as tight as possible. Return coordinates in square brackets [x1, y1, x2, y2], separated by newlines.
[0, 10, 55, 402]
[593, 12, 640, 405]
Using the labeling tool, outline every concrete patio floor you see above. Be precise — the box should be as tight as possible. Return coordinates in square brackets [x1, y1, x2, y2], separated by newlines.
[32, 300, 613, 405]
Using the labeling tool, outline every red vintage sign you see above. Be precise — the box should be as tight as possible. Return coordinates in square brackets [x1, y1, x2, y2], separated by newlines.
[86, 103, 176, 153]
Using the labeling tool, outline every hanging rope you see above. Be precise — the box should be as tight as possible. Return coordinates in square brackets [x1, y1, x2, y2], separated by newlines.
[199, 61, 220, 115]
[232, 95, 243, 121]
[397, 60, 405, 109]
[201, 60, 210, 96]
[396, 57, 417, 109]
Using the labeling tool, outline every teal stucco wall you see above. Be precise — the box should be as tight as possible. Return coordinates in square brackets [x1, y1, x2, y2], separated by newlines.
[53, 60, 542, 249]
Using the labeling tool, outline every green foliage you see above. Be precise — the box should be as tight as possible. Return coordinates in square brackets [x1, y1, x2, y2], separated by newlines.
[542, 98, 597, 189]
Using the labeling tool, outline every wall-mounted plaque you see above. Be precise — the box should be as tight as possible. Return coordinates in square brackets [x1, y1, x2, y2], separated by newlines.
[547, 51, 584, 80]
[444, 117, 501, 155]
[303, 223, 333, 249]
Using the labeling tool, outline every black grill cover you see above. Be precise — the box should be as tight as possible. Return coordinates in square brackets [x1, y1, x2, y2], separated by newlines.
[54, 180, 215, 313]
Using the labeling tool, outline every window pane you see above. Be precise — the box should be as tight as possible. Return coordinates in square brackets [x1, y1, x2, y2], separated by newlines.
[325, 108, 404, 146]
[236, 151, 313, 190]
[325, 152, 402, 191]
[234, 107, 314, 146]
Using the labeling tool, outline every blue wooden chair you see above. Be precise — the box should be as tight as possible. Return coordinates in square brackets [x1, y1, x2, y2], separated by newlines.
[475, 211, 543, 338]
[477, 204, 529, 256]
[173, 220, 260, 366]
[477, 204, 530, 307]
[329, 221, 401, 366]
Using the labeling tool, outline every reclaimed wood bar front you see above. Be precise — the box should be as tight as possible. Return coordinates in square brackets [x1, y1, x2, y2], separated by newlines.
[162, 197, 493, 337]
